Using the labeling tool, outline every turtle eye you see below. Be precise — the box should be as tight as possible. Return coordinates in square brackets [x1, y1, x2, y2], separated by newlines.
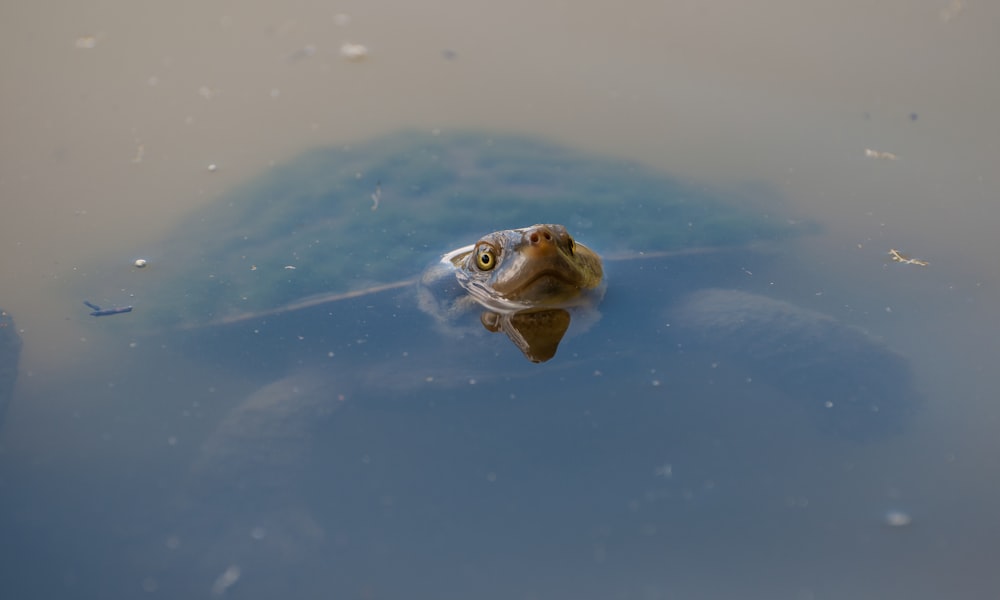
[475, 243, 497, 271]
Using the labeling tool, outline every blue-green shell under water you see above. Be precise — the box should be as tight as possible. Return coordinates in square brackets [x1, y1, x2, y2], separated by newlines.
[141, 131, 805, 327]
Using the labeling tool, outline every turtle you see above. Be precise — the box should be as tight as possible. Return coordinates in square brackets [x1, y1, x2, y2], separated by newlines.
[119, 128, 921, 438]
[100, 131, 920, 595]
[133, 131, 795, 331]
[415, 222, 606, 363]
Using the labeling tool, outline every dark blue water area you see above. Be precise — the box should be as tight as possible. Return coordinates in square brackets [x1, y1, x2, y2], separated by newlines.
[0, 246, 937, 599]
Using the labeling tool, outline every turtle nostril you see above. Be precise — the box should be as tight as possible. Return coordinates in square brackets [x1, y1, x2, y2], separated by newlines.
[528, 226, 554, 245]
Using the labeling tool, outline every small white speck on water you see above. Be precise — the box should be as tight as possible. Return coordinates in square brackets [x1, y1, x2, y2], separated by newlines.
[211, 565, 241, 596]
[76, 36, 99, 49]
[884, 510, 912, 527]
[865, 148, 899, 160]
[340, 42, 369, 61]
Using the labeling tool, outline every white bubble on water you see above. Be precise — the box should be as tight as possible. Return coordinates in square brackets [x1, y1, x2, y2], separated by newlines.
[884, 509, 912, 527]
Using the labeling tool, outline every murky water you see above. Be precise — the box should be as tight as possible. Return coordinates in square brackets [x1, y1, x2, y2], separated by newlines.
[2, 2, 998, 599]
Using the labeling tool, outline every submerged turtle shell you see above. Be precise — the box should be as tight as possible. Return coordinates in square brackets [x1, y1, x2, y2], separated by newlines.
[140, 131, 806, 327]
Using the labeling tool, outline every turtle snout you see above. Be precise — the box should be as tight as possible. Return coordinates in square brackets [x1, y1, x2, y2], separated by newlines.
[525, 225, 556, 247]
[520, 225, 565, 259]
[520, 225, 560, 258]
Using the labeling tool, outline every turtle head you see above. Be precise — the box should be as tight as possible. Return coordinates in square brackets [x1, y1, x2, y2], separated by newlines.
[455, 224, 604, 307]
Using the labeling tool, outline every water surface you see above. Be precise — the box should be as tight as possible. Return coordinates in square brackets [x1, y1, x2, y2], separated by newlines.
[1, 2, 998, 599]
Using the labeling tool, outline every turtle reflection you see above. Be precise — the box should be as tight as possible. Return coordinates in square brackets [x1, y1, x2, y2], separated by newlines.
[479, 308, 571, 363]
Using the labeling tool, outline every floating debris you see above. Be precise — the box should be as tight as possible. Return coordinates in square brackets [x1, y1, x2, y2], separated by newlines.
[653, 463, 672, 478]
[198, 86, 218, 100]
[340, 42, 369, 62]
[211, 564, 241, 596]
[941, 0, 965, 22]
[888, 249, 929, 267]
[207, 163, 218, 172]
[370, 181, 382, 211]
[75, 35, 100, 49]
[84, 301, 134, 317]
[865, 148, 899, 160]
[884, 509, 913, 527]
[133, 258, 148, 268]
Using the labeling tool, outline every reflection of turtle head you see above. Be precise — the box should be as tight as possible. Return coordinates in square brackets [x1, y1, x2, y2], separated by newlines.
[454, 224, 605, 310]
[481, 309, 572, 363]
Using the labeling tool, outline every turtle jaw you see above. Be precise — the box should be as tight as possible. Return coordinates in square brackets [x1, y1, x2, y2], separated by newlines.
[487, 242, 597, 302]
[494, 269, 589, 304]
[487, 245, 605, 304]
